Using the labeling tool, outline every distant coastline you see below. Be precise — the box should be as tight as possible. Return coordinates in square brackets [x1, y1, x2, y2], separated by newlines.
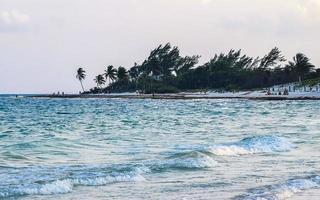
[29, 92, 320, 100]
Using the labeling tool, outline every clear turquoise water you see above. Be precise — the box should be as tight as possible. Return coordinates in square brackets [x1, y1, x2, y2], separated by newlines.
[0, 96, 320, 199]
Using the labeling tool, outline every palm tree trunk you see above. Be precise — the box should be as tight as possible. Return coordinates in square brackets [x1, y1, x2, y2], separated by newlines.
[80, 80, 85, 93]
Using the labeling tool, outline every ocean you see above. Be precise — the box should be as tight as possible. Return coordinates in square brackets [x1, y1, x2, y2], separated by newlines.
[0, 96, 319, 199]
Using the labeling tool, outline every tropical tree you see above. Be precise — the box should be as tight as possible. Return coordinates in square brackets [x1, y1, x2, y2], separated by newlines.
[76, 67, 86, 92]
[117, 66, 128, 81]
[85, 43, 319, 94]
[139, 43, 181, 77]
[286, 53, 315, 82]
[129, 63, 140, 81]
[104, 65, 117, 85]
[258, 47, 286, 70]
[174, 55, 200, 76]
[94, 74, 106, 88]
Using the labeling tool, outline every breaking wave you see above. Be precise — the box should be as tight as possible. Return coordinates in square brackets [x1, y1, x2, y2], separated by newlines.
[0, 165, 147, 198]
[176, 136, 293, 156]
[0, 152, 217, 199]
[209, 136, 293, 156]
[148, 151, 217, 171]
[234, 175, 320, 200]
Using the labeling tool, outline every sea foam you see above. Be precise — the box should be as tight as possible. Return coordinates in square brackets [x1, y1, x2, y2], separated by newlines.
[205, 136, 292, 156]
[0, 165, 146, 198]
[235, 175, 320, 200]
[149, 151, 217, 171]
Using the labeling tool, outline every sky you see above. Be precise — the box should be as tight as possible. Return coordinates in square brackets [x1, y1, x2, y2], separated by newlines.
[0, 0, 320, 93]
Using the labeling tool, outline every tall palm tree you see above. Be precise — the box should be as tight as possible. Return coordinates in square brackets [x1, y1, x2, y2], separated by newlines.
[94, 74, 106, 88]
[76, 68, 86, 92]
[104, 65, 117, 85]
[117, 66, 128, 81]
[286, 53, 315, 82]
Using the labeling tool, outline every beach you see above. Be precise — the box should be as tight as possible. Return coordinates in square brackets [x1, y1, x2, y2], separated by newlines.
[30, 91, 320, 100]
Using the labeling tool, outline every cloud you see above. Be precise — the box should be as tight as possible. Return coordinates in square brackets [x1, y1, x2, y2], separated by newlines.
[0, 10, 30, 32]
[294, 0, 320, 18]
[200, 0, 212, 4]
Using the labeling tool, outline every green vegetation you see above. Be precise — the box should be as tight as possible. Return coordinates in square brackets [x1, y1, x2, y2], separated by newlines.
[302, 78, 320, 86]
[76, 68, 86, 93]
[76, 43, 319, 94]
[94, 74, 105, 88]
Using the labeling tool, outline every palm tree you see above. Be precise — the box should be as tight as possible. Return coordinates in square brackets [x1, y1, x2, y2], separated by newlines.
[94, 74, 106, 88]
[104, 65, 117, 85]
[76, 68, 86, 92]
[286, 53, 315, 82]
[129, 63, 140, 81]
[117, 66, 128, 81]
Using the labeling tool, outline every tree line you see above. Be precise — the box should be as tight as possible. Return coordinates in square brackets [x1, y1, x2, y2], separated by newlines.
[76, 43, 319, 94]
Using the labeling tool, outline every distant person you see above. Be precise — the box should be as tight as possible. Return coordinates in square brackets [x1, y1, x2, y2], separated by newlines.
[267, 90, 271, 95]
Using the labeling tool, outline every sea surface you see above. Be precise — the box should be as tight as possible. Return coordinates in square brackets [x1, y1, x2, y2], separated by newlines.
[0, 95, 320, 200]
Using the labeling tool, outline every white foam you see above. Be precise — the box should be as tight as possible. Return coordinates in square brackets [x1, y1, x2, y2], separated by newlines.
[72, 173, 146, 186]
[238, 176, 320, 200]
[18, 180, 73, 196]
[1, 169, 146, 198]
[166, 156, 217, 169]
[208, 136, 293, 156]
[274, 178, 319, 199]
[151, 152, 217, 170]
[208, 145, 250, 156]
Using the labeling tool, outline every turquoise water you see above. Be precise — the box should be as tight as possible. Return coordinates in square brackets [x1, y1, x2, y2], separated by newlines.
[0, 96, 320, 199]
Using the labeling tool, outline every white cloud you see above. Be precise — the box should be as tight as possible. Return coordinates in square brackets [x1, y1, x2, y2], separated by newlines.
[0, 10, 30, 31]
[200, 0, 212, 4]
[294, 0, 320, 18]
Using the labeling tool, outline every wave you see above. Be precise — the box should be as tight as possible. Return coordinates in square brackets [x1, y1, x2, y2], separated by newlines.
[176, 136, 293, 156]
[148, 151, 217, 171]
[0, 165, 147, 198]
[9, 180, 73, 197]
[234, 175, 320, 200]
[209, 136, 293, 156]
[0, 136, 292, 198]
[0, 152, 217, 198]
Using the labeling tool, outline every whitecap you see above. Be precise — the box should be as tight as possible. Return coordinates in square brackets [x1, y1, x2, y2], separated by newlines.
[0, 164, 147, 198]
[72, 173, 146, 186]
[18, 180, 73, 195]
[148, 151, 217, 170]
[235, 175, 320, 200]
[208, 136, 293, 156]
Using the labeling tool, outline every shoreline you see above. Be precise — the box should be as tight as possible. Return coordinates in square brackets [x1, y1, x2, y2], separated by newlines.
[28, 94, 320, 100]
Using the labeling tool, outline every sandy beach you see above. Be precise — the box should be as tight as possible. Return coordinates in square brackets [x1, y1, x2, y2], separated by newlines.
[30, 91, 320, 100]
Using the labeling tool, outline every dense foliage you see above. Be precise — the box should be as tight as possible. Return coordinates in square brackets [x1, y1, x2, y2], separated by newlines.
[79, 43, 319, 94]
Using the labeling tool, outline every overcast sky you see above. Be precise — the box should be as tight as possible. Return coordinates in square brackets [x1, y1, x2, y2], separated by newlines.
[1, 0, 319, 93]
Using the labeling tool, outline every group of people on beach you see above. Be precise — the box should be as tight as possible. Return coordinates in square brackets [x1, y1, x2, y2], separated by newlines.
[52, 91, 65, 96]
[267, 88, 289, 96]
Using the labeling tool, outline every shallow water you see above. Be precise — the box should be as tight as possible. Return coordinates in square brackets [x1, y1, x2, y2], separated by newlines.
[0, 96, 319, 199]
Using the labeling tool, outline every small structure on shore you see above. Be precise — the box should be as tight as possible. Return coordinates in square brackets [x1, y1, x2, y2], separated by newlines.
[270, 82, 320, 95]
